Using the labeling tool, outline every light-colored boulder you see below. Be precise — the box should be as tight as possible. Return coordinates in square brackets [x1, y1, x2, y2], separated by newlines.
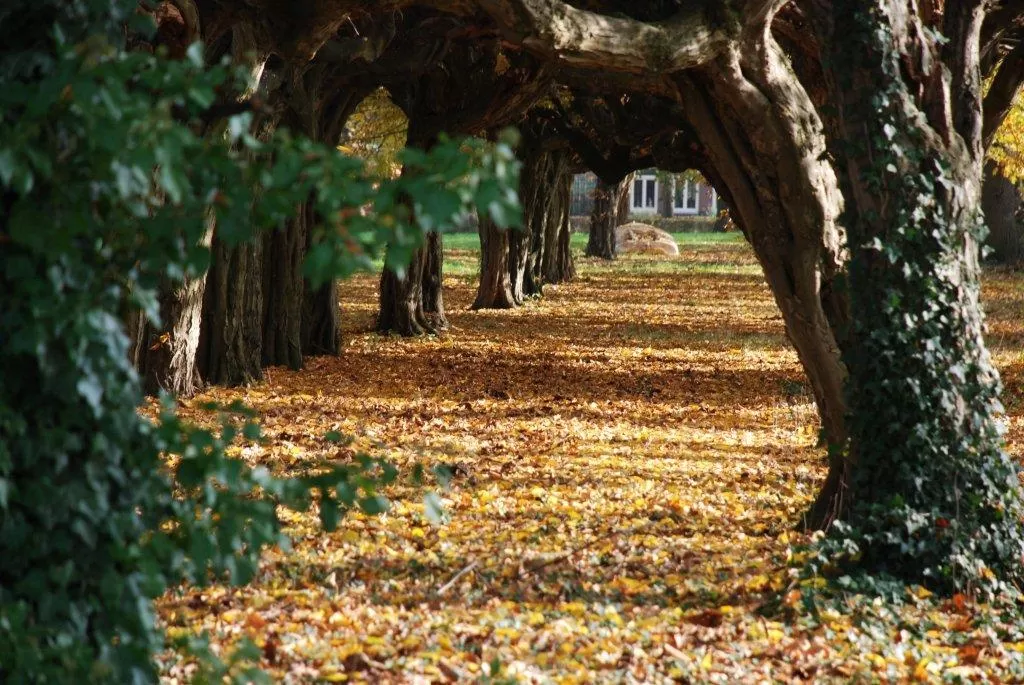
[614, 222, 680, 256]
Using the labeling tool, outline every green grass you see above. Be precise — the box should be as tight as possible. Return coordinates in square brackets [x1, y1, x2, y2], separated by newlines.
[445, 230, 744, 253]
[369, 231, 752, 278]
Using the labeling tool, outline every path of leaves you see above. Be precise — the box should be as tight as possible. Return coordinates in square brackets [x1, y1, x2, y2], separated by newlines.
[160, 237, 1024, 683]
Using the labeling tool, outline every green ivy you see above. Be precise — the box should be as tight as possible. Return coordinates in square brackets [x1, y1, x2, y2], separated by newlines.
[0, 1, 520, 681]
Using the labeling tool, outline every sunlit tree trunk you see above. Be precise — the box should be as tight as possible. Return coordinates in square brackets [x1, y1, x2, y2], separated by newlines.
[510, 140, 549, 303]
[127, 271, 208, 397]
[672, 51, 850, 468]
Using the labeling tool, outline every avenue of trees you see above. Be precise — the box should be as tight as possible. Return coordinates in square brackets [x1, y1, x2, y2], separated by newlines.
[2, 0, 1024, 680]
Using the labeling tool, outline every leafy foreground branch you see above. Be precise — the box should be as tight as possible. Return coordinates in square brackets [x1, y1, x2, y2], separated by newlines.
[0, 1, 519, 680]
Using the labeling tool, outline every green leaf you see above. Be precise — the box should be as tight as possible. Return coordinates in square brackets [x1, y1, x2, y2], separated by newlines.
[423, 492, 446, 526]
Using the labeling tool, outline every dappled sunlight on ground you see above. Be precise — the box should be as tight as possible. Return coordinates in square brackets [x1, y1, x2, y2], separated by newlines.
[159, 237, 1024, 683]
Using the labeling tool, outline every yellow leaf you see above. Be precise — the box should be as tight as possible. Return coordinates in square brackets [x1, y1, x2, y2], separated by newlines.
[913, 659, 931, 681]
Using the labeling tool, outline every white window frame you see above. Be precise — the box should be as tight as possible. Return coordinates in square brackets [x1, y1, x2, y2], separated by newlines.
[630, 173, 659, 214]
[673, 178, 699, 215]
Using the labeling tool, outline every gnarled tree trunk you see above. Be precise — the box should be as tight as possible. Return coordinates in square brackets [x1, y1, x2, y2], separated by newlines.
[510, 140, 548, 303]
[541, 163, 576, 283]
[673, 46, 850, 476]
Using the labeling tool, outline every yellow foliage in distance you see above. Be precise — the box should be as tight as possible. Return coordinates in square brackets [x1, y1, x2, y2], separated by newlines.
[342, 88, 408, 180]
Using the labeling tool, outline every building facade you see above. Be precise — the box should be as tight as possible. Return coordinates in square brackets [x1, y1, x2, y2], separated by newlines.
[570, 170, 719, 218]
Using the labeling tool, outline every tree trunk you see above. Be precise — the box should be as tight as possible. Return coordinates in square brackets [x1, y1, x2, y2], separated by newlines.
[615, 173, 632, 225]
[378, 242, 432, 336]
[806, 1, 1024, 585]
[302, 279, 341, 356]
[983, 162, 1023, 265]
[198, 235, 265, 386]
[510, 140, 549, 303]
[301, 202, 341, 356]
[127, 272, 208, 397]
[542, 164, 576, 283]
[261, 202, 309, 370]
[421, 231, 448, 330]
[673, 49, 850, 467]
[586, 178, 619, 259]
[473, 213, 517, 309]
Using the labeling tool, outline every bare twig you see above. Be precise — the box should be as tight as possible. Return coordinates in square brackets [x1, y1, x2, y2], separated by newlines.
[437, 560, 479, 595]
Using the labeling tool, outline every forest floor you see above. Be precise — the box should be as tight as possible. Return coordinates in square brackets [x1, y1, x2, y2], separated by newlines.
[160, 233, 1024, 683]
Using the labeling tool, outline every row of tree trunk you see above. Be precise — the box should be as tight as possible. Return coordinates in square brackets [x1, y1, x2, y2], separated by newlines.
[127, 24, 359, 396]
[473, 142, 576, 310]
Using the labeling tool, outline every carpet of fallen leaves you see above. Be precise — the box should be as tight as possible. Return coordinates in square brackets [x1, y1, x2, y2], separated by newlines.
[159, 236, 1024, 683]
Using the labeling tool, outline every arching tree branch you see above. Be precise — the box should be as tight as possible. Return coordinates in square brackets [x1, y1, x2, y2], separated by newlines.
[476, 0, 734, 73]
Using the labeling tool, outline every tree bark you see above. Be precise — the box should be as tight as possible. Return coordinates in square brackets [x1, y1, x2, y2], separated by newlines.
[510, 140, 549, 303]
[378, 242, 433, 336]
[472, 214, 517, 309]
[983, 161, 1023, 265]
[127, 272, 208, 397]
[586, 177, 620, 259]
[198, 235, 265, 386]
[377, 121, 447, 336]
[302, 278, 341, 356]
[261, 201, 309, 370]
[542, 163, 576, 283]
[421, 230, 448, 329]
[615, 172, 632, 225]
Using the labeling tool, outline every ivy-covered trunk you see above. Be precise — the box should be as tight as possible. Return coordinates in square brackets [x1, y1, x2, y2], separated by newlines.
[586, 178, 619, 259]
[474, 214, 518, 310]
[810, 1, 1024, 588]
